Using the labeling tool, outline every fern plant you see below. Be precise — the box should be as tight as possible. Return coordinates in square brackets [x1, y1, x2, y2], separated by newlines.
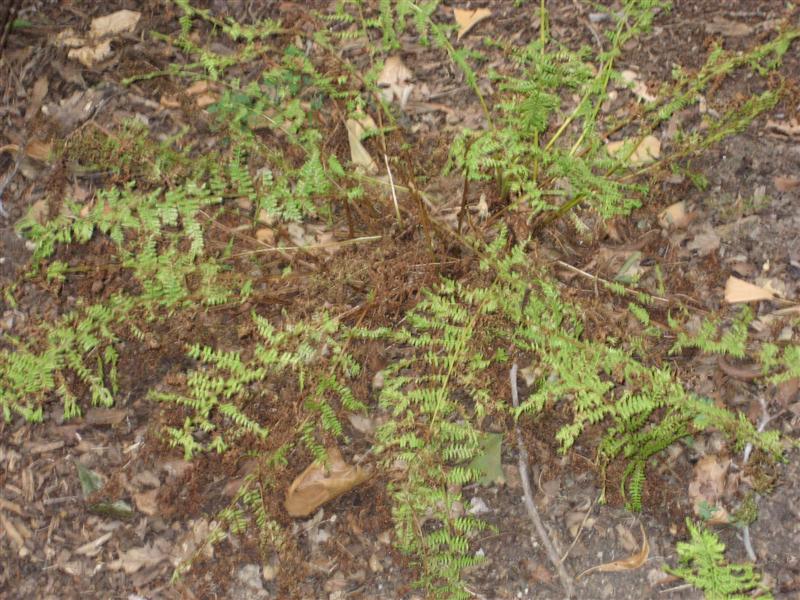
[350, 228, 784, 600]
[448, 2, 797, 224]
[666, 519, 773, 599]
[151, 311, 364, 460]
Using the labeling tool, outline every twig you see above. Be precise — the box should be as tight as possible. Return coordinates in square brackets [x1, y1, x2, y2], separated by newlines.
[554, 259, 669, 304]
[511, 363, 575, 598]
[227, 235, 382, 258]
[739, 396, 784, 562]
[384, 153, 401, 224]
[560, 495, 598, 564]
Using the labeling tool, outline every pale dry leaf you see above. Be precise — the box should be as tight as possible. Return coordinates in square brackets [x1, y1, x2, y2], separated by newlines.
[766, 118, 800, 138]
[687, 226, 720, 257]
[453, 8, 492, 40]
[116, 542, 168, 574]
[705, 16, 752, 37]
[173, 518, 214, 565]
[255, 228, 275, 244]
[606, 135, 660, 165]
[159, 95, 181, 109]
[724, 276, 774, 304]
[74, 532, 113, 557]
[347, 413, 377, 435]
[26, 76, 49, 120]
[90, 10, 141, 38]
[195, 92, 218, 109]
[578, 523, 649, 577]
[285, 447, 371, 517]
[185, 80, 210, 96]
[658, 201, 691, 229]
[68, 40, 112, 68]
[57, 28, 85, 48]
[376, 56, 414, 107]
[620, 69, 655, 103]
[345, 117, 378, 173]
[287, 222, 310, 246]
[687, 455, 730, 524]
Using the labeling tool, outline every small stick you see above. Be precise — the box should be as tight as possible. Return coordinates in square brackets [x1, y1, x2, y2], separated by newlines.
[384, 153, 401, 224]
[511, 363, 575, 598]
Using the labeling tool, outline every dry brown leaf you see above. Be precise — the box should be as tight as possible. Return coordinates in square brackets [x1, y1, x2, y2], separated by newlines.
[578, 523, 649, 578]
[195, 92, 218, 108]
[453, 8, 492, 40]
[606, 135, 660, 165]
[658, 201, 691, 229]
[68, 40, 112, 68]
[724, 276, 774, 304]
[345, 117, 378, 173]
[74, 532, 113, 557]
[376, 56, 414, 107]
[773, 176, 800, 192]
[26, 77, 49, 121]
[688, 454, 730, 524]
[255, 228, 275, 244]
[285, 447, 371, 517]
[186, 80, 210, 96]
[90, 10, 141, 38]
[25, 139, 52, 162]
[113, 542, 168, 574]
[766, 118, 800, 138]
[687, 226, 720, 257]
[705, 16, 752, 37]
[133, 489, 159, 516]
[160, 95, 181, 109]
[620, 69, 655, 103]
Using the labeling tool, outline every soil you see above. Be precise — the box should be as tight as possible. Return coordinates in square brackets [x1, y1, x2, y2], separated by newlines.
[1, 1, 799, 599]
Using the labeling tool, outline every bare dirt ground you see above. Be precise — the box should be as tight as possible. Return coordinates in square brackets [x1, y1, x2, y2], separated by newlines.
[1, 1, 799, 599]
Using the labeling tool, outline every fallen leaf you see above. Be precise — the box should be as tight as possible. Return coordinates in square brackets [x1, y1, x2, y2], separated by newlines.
[76, 461, 104, 496]
[578, 523, 649, 577]
[255, 228, 275, 244]
[687, 226, 720, 257]
[376, 56, 414, 107]
[133, 489, 159, 516]
[160, 95, 181, 109]
[285, 447, 371, 517]
[114, 542, 168, 574]
[687, 455, 730, 524]
[195, 92, 218, 109]
[773, 176, 800, 192]
[613, 250, 644, 283]
[26, 76, 49, 120]
[453, 8, 491, 40]
[468, 432, 504, 486]
[185, 80, 210, 96]
[68, 40, 112, 68]
[24, 139, 52, 162]
[705, 16, 752, 37]
[766, 119, 800, 138]
[74, 532, 113, 557]
[90, 10, 141, 38]
[724, 276, 774, 304]
[173, 518, 214, 565]
[606, 135, 660, 165]
[345, 117, 378, 173]
[620, 69, 655, 103]
[658, 201, 691, 229]
[347, 413, 378, 436]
